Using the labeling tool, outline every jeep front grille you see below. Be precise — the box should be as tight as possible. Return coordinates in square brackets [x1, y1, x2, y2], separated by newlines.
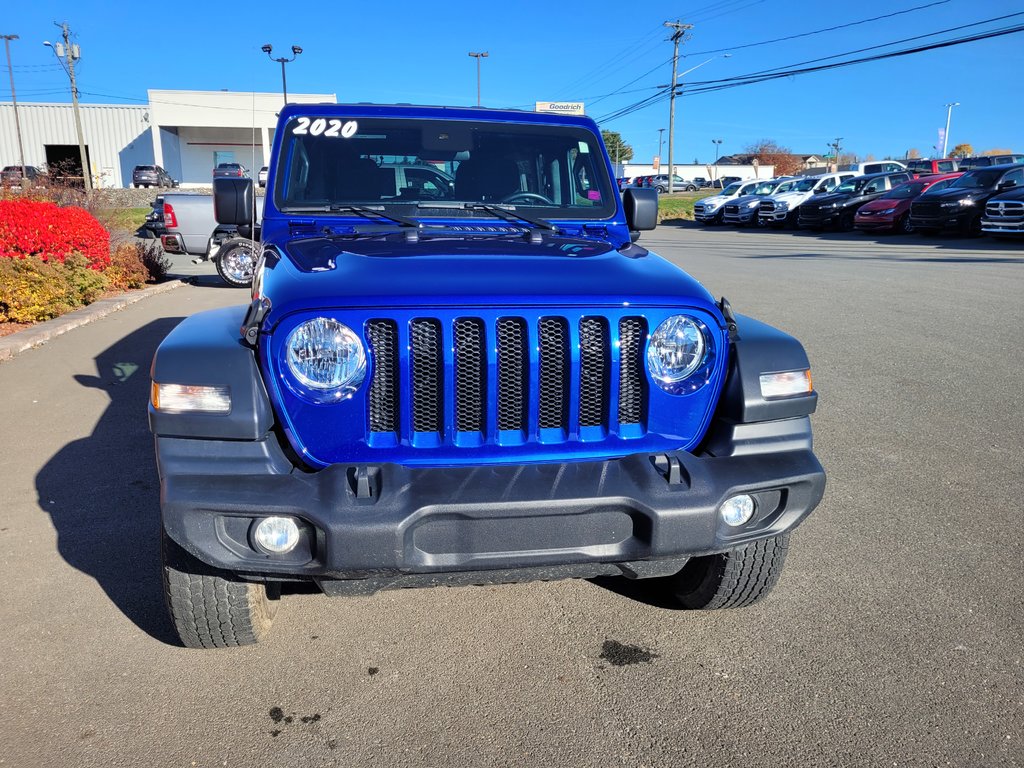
[364, 314, 647, 443]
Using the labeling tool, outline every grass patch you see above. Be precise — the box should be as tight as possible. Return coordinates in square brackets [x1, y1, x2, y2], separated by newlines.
[97, 207, 150, 232]
[657, 192, 705, 223]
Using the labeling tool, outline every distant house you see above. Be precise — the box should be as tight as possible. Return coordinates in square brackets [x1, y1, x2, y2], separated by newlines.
[799, 154, 824, 169]
[717, 153, 759, 165]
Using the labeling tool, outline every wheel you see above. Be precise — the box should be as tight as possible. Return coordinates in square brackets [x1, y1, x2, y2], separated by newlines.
[500, 191, 555, 205]
[655, 185, 666, 194]
[898, 212, 914, 234]
[668, 533, 791, 609]
[133, 183, 140, 188]
[686, 184, 697, 192]
[785, 210, 799, 229]
[139, 228, 156, 240]
[215, 238, 257, 288]
[161, 531, 279, 648]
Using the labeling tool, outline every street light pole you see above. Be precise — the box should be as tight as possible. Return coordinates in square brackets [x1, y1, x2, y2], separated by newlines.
[712, 138, 722, 182]
[657, 128, 665, 167]
[1, 34, 27, 179]
[468, 52, 488, 106]
[262, 43, 303, 105]
[942, 102, 959, 157]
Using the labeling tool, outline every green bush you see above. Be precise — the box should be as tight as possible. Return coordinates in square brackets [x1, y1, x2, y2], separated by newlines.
[0, 254, 109, 323]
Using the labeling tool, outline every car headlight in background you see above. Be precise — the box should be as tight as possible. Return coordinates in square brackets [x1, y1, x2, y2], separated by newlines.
[285, 318, 366, 401]
[646, 315, 713, 394]
[879, 208, 897, 215]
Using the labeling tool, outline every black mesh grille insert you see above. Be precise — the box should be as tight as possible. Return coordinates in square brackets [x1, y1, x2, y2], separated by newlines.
[454, 318, 486, 432]
[538, 317, 569, 430]
[366, 320, 398, 433]
[496, 318, 528, 431]
[618, 317, 647, 425]
[410, 319, 443, 433]
[578, 317, 609, 428]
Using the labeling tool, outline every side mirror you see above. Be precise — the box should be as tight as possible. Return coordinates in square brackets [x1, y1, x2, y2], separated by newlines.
[623, 187, 658, 232]
[998, 179, 1018, 190]
[214, 177, 255, 225]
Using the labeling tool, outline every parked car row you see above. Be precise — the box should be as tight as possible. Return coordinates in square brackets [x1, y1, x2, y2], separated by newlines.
[617, 174, 743, 193]
[690, 162, 1024, 239]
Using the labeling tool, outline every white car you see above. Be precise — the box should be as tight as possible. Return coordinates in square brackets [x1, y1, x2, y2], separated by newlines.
[722, 177, 798, 226]
[758, 172, 857, 227]
[258, 166, 269, 188]
[692, 179, 760, 224]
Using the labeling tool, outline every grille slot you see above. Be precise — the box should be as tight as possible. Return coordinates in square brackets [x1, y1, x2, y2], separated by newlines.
[578, 317, 609, 428]
[410, 319, 443, 433]
[617, 317, 648, 425]
[538, 317, 570, 430]
[454, 318, 486, 432]
[366, 320, 399, 433]
[496, 318, 529, 431]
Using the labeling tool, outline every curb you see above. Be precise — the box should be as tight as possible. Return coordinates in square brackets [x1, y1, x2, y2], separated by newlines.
[0, 279, 187, 363]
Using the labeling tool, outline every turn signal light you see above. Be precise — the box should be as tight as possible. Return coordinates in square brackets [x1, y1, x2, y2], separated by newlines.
[759, 369, 812, 399]
[152, 382, 231, 413]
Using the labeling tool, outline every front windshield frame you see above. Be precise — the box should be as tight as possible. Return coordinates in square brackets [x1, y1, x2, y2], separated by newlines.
[272, 115, 618, 220]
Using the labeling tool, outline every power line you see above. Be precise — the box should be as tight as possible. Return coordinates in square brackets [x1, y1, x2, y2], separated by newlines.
[685, 0, 953, 56]
[595, 21, 1024, 123]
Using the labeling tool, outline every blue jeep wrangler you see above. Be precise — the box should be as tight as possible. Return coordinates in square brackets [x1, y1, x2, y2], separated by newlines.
[149, 104, 825, 648]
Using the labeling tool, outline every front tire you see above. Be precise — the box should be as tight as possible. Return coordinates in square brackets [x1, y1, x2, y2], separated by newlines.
[214, 238, 257, 287]
[898, 212, 914, 234]
[161, 532, 279, 648]
[669, 534, 791, 609]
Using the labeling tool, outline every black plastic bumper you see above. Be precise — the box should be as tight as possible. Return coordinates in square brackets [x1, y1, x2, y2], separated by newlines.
[157, 427, 825, 584]
[910, 212, 970, 231]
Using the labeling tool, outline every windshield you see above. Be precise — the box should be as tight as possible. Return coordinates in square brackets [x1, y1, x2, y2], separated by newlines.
[774, 180, 797, 194]
[794, 178, 818, 192]
[951, 169, 1001, 188]
[273, 115, 616, 219]
[906, 161, 933, 173]
[883, 182, 926, 199]
[834, 178, 868, 195]
[753, 181, 778, 195]
[721, 182, 743, 196]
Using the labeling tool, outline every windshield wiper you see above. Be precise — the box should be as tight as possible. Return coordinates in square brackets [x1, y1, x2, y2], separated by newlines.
[465, 203, 558, 233]
[281, 204, 420, 228]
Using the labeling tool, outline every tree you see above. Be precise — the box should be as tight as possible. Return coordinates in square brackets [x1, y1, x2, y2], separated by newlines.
[744, 139, 802, 176]
[949, 143, 973, 158]
[982, 147, 1013, 156]
[906, 148, 921, 159]
[601, 131, 633, 163]
[864, 153, 877, 162]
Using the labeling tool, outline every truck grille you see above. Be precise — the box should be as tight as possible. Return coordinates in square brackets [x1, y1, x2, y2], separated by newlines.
[760, 201, 776, 213]
[364, 314, 648, 442]
[986, 200, 1024, 219]
[724, 204, 739, 215]
[912, 200, 942, 217]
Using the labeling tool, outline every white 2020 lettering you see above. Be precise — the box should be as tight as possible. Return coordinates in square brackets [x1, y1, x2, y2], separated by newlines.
[292, 118, 358, 138]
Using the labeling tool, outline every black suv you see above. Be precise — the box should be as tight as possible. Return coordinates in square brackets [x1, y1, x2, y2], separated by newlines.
[910, 164, 1024, 235]
[798, 171, 911, 231]
[132, 165, 174, 188]
[958, 154, 1024, 170]
[1, 165, 42, 186]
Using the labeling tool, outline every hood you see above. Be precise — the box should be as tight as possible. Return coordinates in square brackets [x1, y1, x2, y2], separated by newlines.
[921, 185, 992, 202]
[810, 191, 857, 206]
[728, 194, 763, 207]
[262, 233, 720, 325]
[988, 186, 1024, 203]
[696, 194, 731, 207]
[767, 189, 813, 203]
[858, 196, 908, 212]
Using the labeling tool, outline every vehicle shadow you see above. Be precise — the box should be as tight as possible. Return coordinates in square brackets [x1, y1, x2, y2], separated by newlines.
[35, 318, 185, 646]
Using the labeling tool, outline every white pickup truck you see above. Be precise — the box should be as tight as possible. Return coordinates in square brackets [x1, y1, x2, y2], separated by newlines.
[159, 193, 260, 287]
[692, 179, 760, 224]
[757, 172, 857, 227]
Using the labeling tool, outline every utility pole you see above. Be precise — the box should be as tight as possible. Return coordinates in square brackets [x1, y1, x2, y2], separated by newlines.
[657, 128, 665, 167]
[942, 102, 959, 157]
[1, 34, 27, 180]
[664, 20, 692, 194]
[44, 24, 90, 191]
[468, 52, 488, 106]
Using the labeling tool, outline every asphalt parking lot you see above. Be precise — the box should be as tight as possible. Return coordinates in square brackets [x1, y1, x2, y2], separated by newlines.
[1, 225, 1022, 767]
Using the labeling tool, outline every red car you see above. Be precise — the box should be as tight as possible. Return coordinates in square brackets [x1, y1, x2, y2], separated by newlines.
[855, 173, 962, 233]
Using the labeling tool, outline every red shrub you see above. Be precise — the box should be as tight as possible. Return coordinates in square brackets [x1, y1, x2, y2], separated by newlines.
[0, 199, 110, 270]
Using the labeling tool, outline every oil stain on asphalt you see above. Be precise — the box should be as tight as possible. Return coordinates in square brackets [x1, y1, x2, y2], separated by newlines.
[599, 639, 659, 667]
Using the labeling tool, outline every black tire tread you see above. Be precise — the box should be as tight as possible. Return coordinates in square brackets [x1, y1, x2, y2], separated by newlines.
[161, 533, 277, 648]
[673, 533, 790, 610]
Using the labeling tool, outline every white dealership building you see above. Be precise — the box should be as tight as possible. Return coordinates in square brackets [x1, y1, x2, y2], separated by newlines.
[0, 89, 336, 188]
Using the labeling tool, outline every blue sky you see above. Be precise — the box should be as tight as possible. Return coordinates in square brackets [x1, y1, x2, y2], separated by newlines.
[3, 0, 1023, 163]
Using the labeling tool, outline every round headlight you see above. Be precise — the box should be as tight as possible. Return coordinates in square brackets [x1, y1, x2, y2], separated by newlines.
[285, 318, 366, 397]
[647, 315, 708, 392]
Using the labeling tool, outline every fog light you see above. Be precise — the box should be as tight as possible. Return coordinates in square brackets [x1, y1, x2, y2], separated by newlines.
[253, 516, 300, 554]
[720, 494, 755, 527]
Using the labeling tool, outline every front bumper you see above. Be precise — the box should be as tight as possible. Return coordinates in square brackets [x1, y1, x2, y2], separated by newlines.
[981, 219, 1024, 234]
[910, 210, 971, 230]
[798, 211, 838, 228]
[854, 213, 897, 231]
[759, 209, 789, 223]
[158, 426, 825, 586]
[693, 208, 722, 222]
[722, 209, 759, 225]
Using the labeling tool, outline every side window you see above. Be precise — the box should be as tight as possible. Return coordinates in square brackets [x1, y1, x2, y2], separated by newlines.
[938, 161, 954, 172]
[864, 179, 884, 194]
[820, 177, 838, 191]
[929, 179, 953, 193]
[1002, 169, 1024, 187]
[404, 167, 450, 200]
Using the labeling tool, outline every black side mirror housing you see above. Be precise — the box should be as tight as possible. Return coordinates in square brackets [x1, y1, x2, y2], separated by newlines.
[214, 177, 255, 225]
[998, 179, 1017, 190]
[623, 187, 658, 233]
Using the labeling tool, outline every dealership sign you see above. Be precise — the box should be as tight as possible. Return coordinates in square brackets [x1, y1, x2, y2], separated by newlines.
[535, 102, 585, 115]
